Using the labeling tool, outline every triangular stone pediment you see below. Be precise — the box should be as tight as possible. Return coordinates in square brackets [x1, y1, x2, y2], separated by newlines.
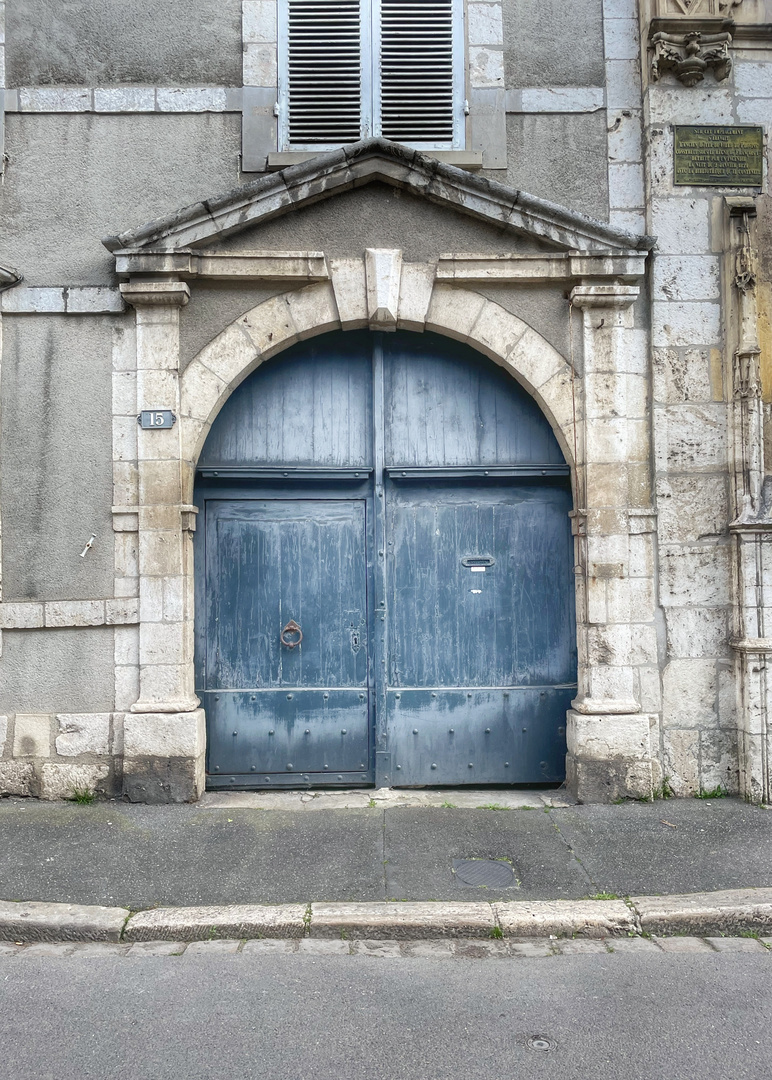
[103, 139, 653, 257]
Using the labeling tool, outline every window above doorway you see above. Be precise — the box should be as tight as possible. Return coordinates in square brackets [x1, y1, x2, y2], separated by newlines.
[241, 0, 506, 172]
[277, 0, 466, 151]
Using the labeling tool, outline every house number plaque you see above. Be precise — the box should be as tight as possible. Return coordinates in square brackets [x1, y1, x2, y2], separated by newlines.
[674, 126, 763, 187]
[138, 410, 176, 429]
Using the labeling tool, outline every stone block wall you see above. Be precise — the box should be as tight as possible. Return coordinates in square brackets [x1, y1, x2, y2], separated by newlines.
[641, 0, 772, 796]
[0, 711, 123, 799]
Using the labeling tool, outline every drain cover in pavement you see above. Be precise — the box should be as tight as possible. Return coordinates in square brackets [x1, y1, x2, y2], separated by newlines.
[452, 858, 518, 887]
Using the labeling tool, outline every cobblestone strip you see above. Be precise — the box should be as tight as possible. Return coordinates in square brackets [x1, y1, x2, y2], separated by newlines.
[0, 937, 770, 959]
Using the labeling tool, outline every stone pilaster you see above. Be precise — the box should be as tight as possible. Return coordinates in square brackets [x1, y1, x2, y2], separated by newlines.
[566, 284, 661, 802]
[724, 199, 772, 802]
[119, 280, 205, 803]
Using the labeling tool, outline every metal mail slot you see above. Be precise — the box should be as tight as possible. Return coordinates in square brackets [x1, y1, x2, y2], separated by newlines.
[461, 556, 495, 570]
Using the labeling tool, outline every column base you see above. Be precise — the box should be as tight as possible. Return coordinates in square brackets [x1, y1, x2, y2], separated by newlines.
[122, 709, 206, 804]
[566, 710, 660, 803]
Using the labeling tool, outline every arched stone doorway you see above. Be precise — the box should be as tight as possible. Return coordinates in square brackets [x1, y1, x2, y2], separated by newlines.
[193, 329, 576, 789]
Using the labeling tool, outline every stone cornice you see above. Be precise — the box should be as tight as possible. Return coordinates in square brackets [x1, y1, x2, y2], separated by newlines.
[115, 250, 329, 281]
[103, 139, 655, 258]
[437, 252, 647, 283]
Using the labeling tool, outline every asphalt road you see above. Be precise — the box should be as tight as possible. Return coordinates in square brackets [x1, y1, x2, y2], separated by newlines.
[0, 949, 769, 1079]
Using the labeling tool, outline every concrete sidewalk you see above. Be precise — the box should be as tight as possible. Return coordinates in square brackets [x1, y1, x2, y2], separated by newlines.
[1, 793, 771, 910]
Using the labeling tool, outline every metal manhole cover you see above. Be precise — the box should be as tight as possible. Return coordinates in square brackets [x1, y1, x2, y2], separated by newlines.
[452, 858, 518, 887]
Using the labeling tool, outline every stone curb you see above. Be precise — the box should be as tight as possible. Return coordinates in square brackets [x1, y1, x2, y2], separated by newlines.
[0, 900, 129, 943]
[2, 891, 772, 943]
[633, 888, 772, 936]
[310, 901, 496, 939]
[122, 904, 307, 942]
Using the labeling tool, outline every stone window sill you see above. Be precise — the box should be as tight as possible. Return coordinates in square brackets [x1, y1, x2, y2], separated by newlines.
[267, 150, 484, 172]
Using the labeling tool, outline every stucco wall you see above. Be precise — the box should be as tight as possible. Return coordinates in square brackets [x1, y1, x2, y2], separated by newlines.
[6, 0, 243, 87]
[0, 316, 114, 600]
[0, 628, 116, 714]
[0, 114, 244, 286]
[502, 0, 605, 88]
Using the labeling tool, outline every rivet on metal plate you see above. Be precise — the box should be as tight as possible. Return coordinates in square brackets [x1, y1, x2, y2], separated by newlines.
[485, 728, 491, 733]
[449, 728, 454, 734]
[413, 728, 418, 734]
[251, 765, 256, 771]
[431, 763, 437, 769]
[305, 728, 310, 734]
[341, 728, 347, 734]
[287, 763, 293, 770]
[232, 731, 238, 736]
[269, 730, 275, 736]
[396, 765, 402, 770]
[468, 762, 474, 768]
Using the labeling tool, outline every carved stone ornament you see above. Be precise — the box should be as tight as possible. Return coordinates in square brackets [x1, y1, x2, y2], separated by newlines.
[655, 0, 743, 14]
[651, 27, 733, 85]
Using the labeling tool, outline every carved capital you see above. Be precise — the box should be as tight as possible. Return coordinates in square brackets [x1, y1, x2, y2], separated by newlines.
[650, 27, 732, 85]
[181, 505, 199, 533]
[120, 281, 191, 308]
[569, 284, 640, 310]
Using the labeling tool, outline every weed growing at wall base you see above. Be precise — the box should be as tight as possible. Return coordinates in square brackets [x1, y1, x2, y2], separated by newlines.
[70, 788, 95, 805]
[696, 785, 727, 800]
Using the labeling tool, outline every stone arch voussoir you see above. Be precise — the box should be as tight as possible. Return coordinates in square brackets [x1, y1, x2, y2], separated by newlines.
[180, 275, 579, 502]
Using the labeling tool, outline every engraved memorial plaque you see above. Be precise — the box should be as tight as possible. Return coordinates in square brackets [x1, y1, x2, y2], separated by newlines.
[674, 126, 763, 187]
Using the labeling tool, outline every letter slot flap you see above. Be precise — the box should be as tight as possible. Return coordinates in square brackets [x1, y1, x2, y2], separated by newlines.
[461, 556, 496, 572]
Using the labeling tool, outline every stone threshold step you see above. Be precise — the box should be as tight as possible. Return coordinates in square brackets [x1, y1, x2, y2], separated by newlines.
[198, 788, 573, 810]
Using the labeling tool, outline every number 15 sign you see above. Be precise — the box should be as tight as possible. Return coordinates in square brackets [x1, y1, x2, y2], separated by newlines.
[137, 410, 176, 429]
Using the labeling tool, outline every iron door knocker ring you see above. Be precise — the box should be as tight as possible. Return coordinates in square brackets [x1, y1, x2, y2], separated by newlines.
[281, 619, 303, 648]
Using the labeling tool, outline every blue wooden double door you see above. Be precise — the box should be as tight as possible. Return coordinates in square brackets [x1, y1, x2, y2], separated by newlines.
[195, 331, 576, 789]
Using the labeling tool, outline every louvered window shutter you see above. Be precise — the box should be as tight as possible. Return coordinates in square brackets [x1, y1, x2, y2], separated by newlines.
[279, 0, 464, 151]
[282, 0, 368, 147]
[374, 0, 459, 146]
